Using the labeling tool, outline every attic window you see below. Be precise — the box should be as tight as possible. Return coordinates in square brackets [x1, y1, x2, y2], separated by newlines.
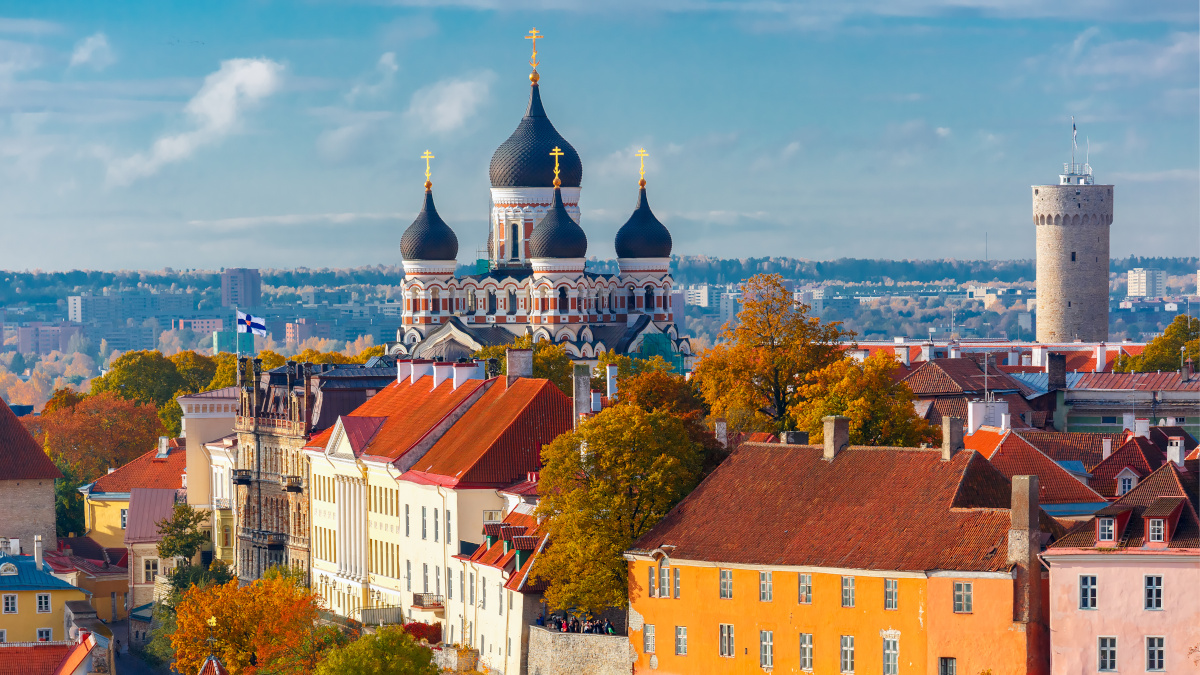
[1098, 518, 1115, 541]
[1148, 519, 1164, 543]
[1119, 477, 1134, 495]
[0, 563, 16, 575]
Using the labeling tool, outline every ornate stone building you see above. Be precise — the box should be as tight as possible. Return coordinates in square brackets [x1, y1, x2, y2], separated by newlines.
[391, 44, 691, 368]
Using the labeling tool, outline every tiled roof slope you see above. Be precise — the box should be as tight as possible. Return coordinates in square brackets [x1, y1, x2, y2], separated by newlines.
[89, 439, 185, 493]
[125, 488, 178, 544]
[58, 536, 127, 567]
[334, 376, 486, 461]
[1052, 459, 1199, 549]
[981, 433, 1106, 505]
[0, 641, 73, 673]
[406, 378, 572, 486]
[918, 393, 1033, 427]
[1013, 430, 1126, 472]
[1089, 436, 1167, 498]
[1072, 372, 1200, 391]
[903, 358, 1023, 396]
[462, 505, 547, 593]
[0, 396, 60, 480]
[1149, 426, 1198, 455]
[631, 444, 1043, 573]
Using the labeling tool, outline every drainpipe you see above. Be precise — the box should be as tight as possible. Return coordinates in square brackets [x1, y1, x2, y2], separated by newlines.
[437, 484, 449, 639]
[358, 458, 369, 614]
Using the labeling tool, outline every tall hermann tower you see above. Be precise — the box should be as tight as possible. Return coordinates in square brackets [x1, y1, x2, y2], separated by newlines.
[1032, 126, 1113, 343]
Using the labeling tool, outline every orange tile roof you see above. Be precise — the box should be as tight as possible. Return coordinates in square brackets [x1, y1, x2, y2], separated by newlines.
[1052, 459, 1199, 549]
[464, 507, 548, 593]
[0, 642, 72, 673]
[89, 439, 186, 493]
[985, 434, 1106, 505]
[0, 397, 61, 480]
[1088, 436, 1167, 498]
[964, 426, 1008, 458]
[51, 633, 96, 675]
[1013, 430, 1126, 472]
[352, 376, 486, 461]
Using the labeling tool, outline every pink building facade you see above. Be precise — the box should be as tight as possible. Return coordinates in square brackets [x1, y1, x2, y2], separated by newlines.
[1042, 457, 1199, 674]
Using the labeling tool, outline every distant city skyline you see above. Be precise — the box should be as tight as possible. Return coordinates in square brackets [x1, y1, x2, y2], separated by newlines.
[0, 0, 1195, 270]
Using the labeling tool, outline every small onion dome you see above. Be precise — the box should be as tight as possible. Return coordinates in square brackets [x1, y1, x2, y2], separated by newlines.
[614, 183, 672, 259]
[528, 186, 587, 258]
[489, 83, 582, 188]
[400, 186, 459, 261]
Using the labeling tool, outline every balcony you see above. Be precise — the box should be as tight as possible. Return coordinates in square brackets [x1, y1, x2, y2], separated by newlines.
[232, 469, 252, 485]
[265, 532, 287, 550]
[213, 497, 232, 510]
[281, 475, 303, 493]
[411, 593, 444, 610]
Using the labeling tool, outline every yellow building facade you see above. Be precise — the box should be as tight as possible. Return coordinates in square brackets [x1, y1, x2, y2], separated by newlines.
[0, 548, 88, 643]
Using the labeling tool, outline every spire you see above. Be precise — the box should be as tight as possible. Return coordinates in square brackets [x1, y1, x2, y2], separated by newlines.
[636, 147, 648, 188]
[525, 27, 543, 84]
[421, 149, 434, 191]
[550, 146, 564, 188]
[400, 150, 459, 262]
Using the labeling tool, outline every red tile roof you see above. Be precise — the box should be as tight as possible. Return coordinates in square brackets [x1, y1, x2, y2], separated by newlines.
[198, 655, 231, 675]
[1072, 372, 1200, 391]
[1052, 459, 1199, 549]
[463, 507, 548, 593]
[125, 488, 178, 544]
[0, 641, 72, 673]
[1088, 436, 1167, 498]
[43, 551, 127, 578]
[903, 358, 1024, 396]
[983, 434, 1106, 505]
[631, 444, 1042, 573]
[963, 426, 1008, 458]
[56, 537, 127, 567]
[1013, 430, 1126, 472]
[0, 397, 61, 480]
[89, 439, 185, 494]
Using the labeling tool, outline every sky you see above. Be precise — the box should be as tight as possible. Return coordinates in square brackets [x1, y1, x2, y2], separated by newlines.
[0, 0, 1196, 271]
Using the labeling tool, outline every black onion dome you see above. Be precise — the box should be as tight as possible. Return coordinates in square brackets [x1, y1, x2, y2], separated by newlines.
[615, 186, 672, 258]
[489, 84, 582, 188]
[528, 187, 587, 258]
[400, 188, 459, 261]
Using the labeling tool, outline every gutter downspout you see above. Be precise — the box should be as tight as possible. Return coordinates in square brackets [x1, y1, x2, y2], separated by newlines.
[358, 458, 370, 615]
[437, 485, 449, 639]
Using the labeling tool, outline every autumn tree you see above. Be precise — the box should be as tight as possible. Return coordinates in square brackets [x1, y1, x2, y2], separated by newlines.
[617, 368, 726, 474]
[170, 351, 218, 392]
[53, 456, 85, 537]
[1114, 314, 1200, 372]
[207, 353, 239, 390]
[589, 351, 673, 391]
[43, 387, 86, 414]
[793, 351, 938, 447]
[353, 345, 386, 362]
[532, 405, 704, 614]
[473, 335, 573, 394]
[28, 390, 164, 483]
[90, 350, 185, 408]
[157, 502, 209, 563]
[691, 274, 852, 434]
[314, 625, 437, 675]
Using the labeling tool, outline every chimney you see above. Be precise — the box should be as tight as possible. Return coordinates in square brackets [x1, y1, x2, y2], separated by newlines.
[1167, 437, 1184, 466]
[1101, 437, 1112, 459]
[1007, 475, 1042, 625]
[156, 437, 170, 458]
[409, 359, 434, 384]
[1008, 348, 1019, 367]
[942, 416, 964, 460]
[506, 348, 533, 386]
[714, 418, 728, 448]
[1183, 358, 1194, 382]
[431, 362, 455, 389]
[1032, 345, 1047, 367]
[920, 341, 933, 362]
[895, 346, 910, 367]
[572, 364, 591, 427]
[107, 467, 116, 474]
[1094, 343, 1106, 371]
[1046, 353, 1066, 391]
[1000, 412, 1011, 432]
[591, 391, 602, 412]
[452, 362, 484, 390]
[780, 431, 809, 445]
[823, 416, 849, 460]
[396, 359, 413, 383]
[1134, 418, 1150, 438]
[34, 535, 43, 570]
[606, 364, 619, 400]
[949, 342, 961, 359]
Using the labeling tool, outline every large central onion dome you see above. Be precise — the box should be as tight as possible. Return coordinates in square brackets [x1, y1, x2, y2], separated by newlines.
[528, 187, 587, 258]
[489, 83, 582, 188]
[615, 181, 672, 259]
[400, 185, 458, 261]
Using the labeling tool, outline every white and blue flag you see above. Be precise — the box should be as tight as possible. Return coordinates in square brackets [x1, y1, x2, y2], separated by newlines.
[236, 311, 267, 336]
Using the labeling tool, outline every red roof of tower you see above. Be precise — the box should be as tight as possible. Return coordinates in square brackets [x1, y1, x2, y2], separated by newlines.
[0, 397, 61, 480]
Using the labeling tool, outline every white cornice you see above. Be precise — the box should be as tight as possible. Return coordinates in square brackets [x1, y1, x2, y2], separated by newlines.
[490, 187, 581, 206]
[403, 260, 457, 276]
[530, 258, 586, 273]
[617, 258, 671, 273]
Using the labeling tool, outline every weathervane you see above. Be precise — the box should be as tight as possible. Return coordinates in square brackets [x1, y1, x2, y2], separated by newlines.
[550, 146, 564, 187]
[636, 148, 648, 187]
[421, 149, 434, 190]
[526, 28, 543, 83]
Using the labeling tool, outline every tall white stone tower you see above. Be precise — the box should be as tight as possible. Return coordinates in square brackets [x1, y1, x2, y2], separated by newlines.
[1031, 151, 1113, 343]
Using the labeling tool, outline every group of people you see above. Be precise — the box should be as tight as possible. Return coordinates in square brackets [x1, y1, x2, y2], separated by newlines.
[536, 613, 616, 635]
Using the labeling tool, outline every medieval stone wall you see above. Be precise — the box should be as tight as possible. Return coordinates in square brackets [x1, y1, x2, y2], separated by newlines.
[0, 479, 56, 551]
[1032, 183, 1113, 342]
[526, 626, 635, 675]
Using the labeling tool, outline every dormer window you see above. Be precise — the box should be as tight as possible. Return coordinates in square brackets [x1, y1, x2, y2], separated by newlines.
[1098, 518, 1115, 541]
[1119, 477, 1134, 495]
[0, 562, 16, 576]
[1149, 519, 1164, 543]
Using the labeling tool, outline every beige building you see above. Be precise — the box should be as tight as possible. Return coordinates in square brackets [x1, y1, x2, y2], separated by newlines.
[1126, 267, 1166, 298]
[178, 388, 238, 566]
[124, 488, 179, 608]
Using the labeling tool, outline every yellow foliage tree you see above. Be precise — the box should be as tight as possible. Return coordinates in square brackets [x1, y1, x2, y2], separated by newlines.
[472, 334, 572, 394]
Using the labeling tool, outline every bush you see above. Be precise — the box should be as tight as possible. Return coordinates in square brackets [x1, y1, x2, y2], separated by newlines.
[402, 622, 442, 644]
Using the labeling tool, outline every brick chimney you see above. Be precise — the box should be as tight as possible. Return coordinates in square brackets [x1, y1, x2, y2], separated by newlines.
[1046, 353, 1066, 391]
[1183, 358, 1194, 382]
[506, 348, 533, 386]
[942, 416, 964, 460]
[1008, 475, 1043, 627]
[823, 416, 849, 460]
[1102, 438, 1112, 459]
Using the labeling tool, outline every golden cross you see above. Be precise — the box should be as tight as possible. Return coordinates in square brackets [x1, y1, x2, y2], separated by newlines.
[550, 146, 563, 186]
[525, 28, 543, 70]
[636, 147, 649, 183]
[421, 150, 434, 186]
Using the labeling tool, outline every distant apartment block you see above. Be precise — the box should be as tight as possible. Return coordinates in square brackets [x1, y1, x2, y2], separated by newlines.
[286, 318, 333, 344]
[68, 292, 195, 323]
[670, 290, 686, 321]
[220, 268, 261, 308]
[299, 289, 351, 305]
[719, 292, 743, 326]
[17, 322, 83, 356]
[1126, 268, 1166, 299]
[172, 318, 224, 332]
[684, 284, 713, 308]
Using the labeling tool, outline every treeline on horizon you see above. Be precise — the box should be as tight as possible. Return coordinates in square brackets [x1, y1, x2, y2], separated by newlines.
[1, 256, 1195, 306]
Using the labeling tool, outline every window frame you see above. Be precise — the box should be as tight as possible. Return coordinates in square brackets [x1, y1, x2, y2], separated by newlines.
[799, 632, 813, 670]
[1146, 636, 1165, 672]
[719, 569, 733, 599]
[1119, 477, 1133, 495]
[1148, 519, 1164, 543]
[1097, 636, 1117, 672]
[841, 576, 855, 608]
[1098, 517, 1115, 541]
[648, 566, 657, 598]
[883, 637, 899, 675]
[884, 578, 898, 610]
[673, 567, 680, 598]
[953, 581, 973, 613]
[798, 573, 812, 604]
[1079, 575, 1097, 610]
[675, 625, 687, 656]
[36, 593, 50, 614]
[719, 623, 735, 658]
[36, 628, 52, 642]
[1144, 575, 1163, 610]
[760, 630, 774, 668]
[643, 624, 656, 654]
[659, 566, 670, 599]
[938, 657, 956, 675]
[144, 558, 159, 584]
[1, 594, 15, 614]
[760, 570, 773, 602]
[840, 635, 855, 674]
[121, 508, 128, 529]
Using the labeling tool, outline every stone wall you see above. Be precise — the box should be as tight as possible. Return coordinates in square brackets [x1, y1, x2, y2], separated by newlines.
[1031, 183, 1113, 342]
[0, 478, 57, 552]
[526, 626, 634, 675]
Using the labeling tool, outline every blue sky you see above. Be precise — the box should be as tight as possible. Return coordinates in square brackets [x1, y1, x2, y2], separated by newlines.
[0, 1, 1195, 270]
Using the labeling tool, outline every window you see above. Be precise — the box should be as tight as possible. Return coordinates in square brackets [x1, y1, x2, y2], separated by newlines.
[469, 573, 475, 604]
[760, 571, 773, 601]
[1098, 637, 1117, 671]
[406, 560, 412, 591]
[497, 581, 503, 615]
[798, 573, 812, 604]
[144, 558, 159, 584]
[446, 510, 452, 543]
[422, 506, 427, 540]
[840, 635, 855, 673]
[673, 567, 680, 598]
[643, 624, 655, 654]
[884, 579, 898, 610]
[1146, 637, 1165, 671]
[1149, 519, 1164, 542]
[222, 526, 232, 547]
[2, 594, 15, 613]
[1071, 252, 1076, 261]
[660, 566, 669, 598]
[37, 628, 51, 642]
[433, 509, 439, 542]
[0, 629, 5, 642]
[953, 582, 973, 613]
[36, 593, 50, 613]
[719, 570, 732, 599]
[648, 566, 657, 598]
[939, 657, 956, 675]
[481, 580, 486, 609]
[1101, 416, 1118, 424]
[799, 633, 813, 670]
[1145, 576, 1162, 610]
[719, 624, 735, 657]
[760, 630, 774, 668]
[483, 510, 501, 523]
[435, 567, 441, 596]
[1119, 477, 1134, 495]
[447, 568, 453, 600]
[675, 626, 687, 656]
[1099, 518, 1115, 541]
[422, 563, 429, 593]
[405, 505, 410, 537]
[883, 638, 899, 675]
[841, 577, 855, 607]
[1079, 576, 1097, 609]
[121, 508, 128, 529]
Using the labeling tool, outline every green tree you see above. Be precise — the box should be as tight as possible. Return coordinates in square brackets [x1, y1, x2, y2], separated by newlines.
[168, 559, 235, 597]
[589, 351, 673, 391]
[532, 405, 704, 614]
[90, 350, 185, 408]
[53, 456, 85, 537]
[157, 502, 209, 564]
[314, 626, 437, 675]
[170, 350, 218, 392]
[472, 335, 572, 395]
[207, 352, 239, 390]
[1114, 314, 1200, 372]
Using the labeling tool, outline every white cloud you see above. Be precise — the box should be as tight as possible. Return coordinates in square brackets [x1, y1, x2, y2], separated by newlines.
[106, 58, 284, 186]
[347, 52, 398, 103]
[0, 18, 62, 35]
[404, 71, 493, 134]
[1073, 30, 1199, 79]
[69, 32, 115, 70]
[0, 38, 43, 77]
[935, 127, 951, 138]
[187, 211, 404, 230]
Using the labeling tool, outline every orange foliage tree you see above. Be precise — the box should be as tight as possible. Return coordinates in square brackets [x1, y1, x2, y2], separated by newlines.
[25, 390, 164, 484]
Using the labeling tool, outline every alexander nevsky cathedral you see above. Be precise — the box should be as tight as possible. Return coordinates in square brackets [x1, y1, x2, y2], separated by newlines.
[389, 30, 692, 368]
